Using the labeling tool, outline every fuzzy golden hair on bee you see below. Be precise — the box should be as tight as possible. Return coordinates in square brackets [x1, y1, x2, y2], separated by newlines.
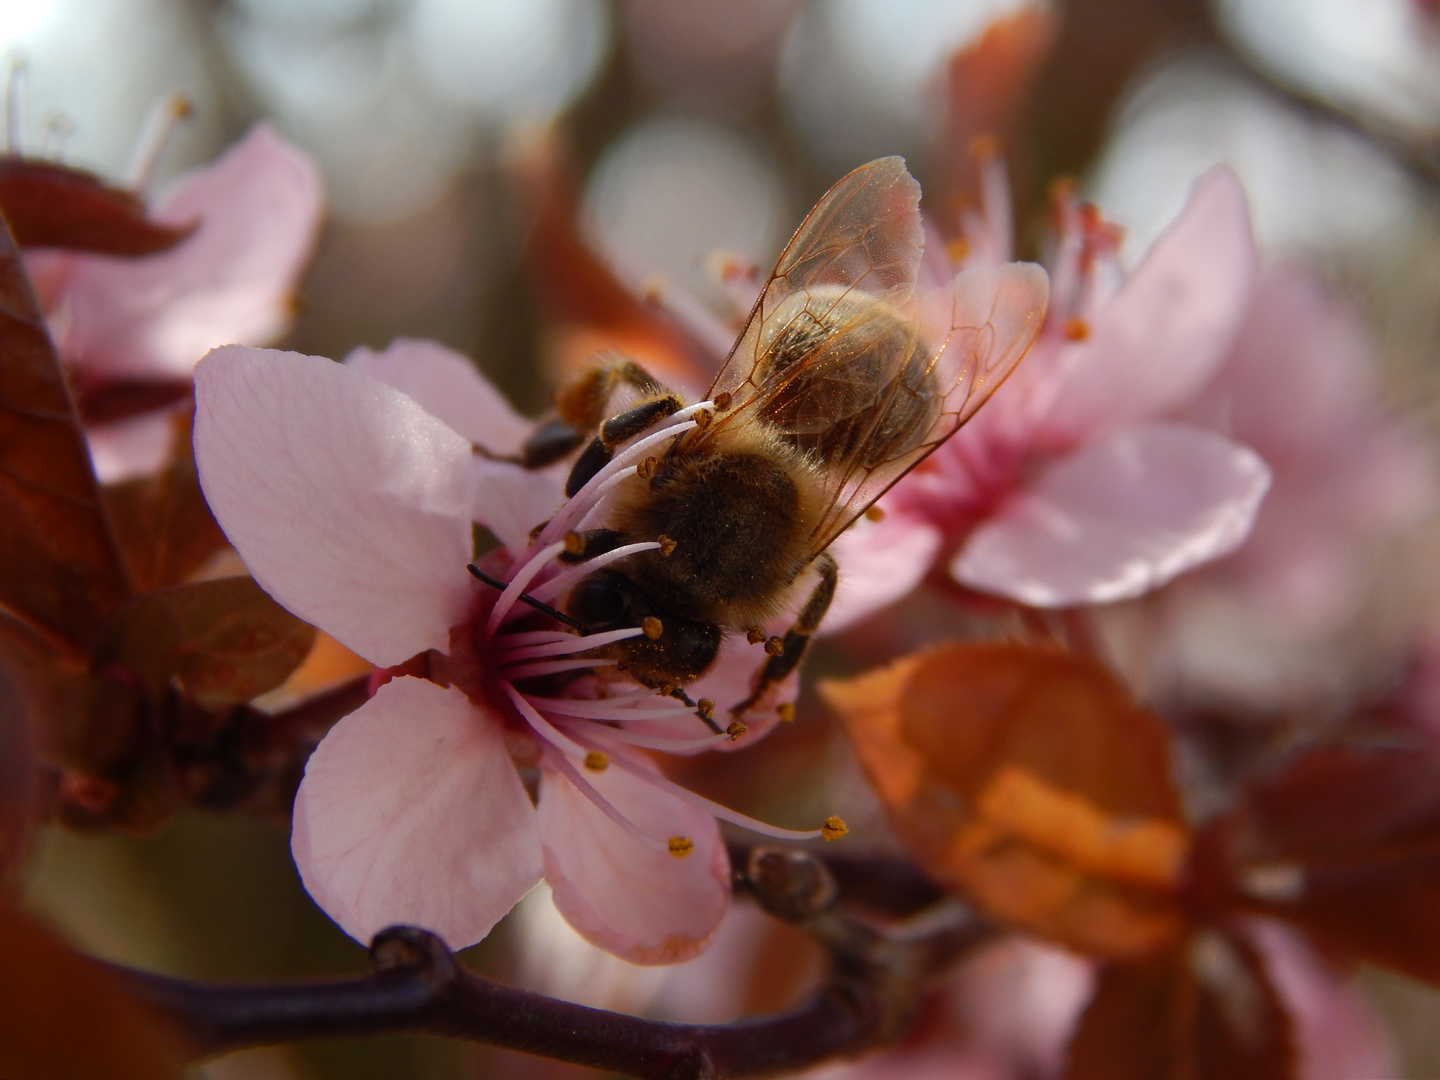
[510, 155, 1049, 714]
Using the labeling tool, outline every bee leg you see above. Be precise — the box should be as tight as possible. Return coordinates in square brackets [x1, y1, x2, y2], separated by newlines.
[564, 395, 685, 497]
[516, 416, 586, 469]
[514, 357, 677, 472]
[731, 553, 838, 717]
[557, 355, 671, 433]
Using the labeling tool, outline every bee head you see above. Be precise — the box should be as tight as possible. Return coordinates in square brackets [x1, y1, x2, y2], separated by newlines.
[568, 569, 721, 685]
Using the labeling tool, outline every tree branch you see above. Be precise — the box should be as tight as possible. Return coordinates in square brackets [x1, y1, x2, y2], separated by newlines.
[108, 848, 995, 1078]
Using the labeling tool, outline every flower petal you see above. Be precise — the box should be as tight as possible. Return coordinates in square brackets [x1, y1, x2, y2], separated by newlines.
[825, 511, 943, 632]
[344, 338, 536, 453]
[291, 677, 543, 949]
[953, 422, 1271, 606]
[194, 346, 477, 666]
[58, 124, 322, 378]
[472, 457, 567, 555]
[539, 748, 729, 964]
[1248, 919, 1398, 1080]
[1043, 168, 1257, 442]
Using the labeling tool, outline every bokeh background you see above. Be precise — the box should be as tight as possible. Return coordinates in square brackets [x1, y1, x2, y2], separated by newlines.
[8, 0, 1440, 1076]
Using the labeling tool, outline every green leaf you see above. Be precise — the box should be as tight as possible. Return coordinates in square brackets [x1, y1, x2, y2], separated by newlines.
[93, 576, 316, 710]
[0, 214, 130, 650]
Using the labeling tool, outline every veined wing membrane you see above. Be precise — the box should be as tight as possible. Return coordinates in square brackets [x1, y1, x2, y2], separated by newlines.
[706, 156, 923, 411]
[804, 261, 1049, 552]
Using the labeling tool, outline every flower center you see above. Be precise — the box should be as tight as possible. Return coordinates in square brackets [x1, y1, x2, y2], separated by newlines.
[441, 399, 846, 851]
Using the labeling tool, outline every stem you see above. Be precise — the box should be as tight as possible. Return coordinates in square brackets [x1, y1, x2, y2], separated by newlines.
[106, 849, 996, 1078]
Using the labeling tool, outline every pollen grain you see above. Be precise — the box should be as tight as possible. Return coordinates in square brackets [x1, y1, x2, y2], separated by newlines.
[668, 836, 695, 858]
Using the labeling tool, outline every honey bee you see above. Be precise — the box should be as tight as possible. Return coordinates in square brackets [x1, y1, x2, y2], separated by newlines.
[521, 157, 1047, 715]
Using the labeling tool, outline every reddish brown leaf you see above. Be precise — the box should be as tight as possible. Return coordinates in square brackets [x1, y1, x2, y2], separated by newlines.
[823, 642, 1188, 959]
[512, 130, 713, 388]
[102, 412, 228, 592]
[1197, 745, 1440, 983]
[0, 654, 37, 887]
[935, 7, 1059, 217]
[0, 905, 189, 1079]
[1065, 928, 1296, 1080]
[92, 575, 316, 710]
[0, 157, 192, 255]
[0, 215, 130, 651]
[73, 374, 192, 427]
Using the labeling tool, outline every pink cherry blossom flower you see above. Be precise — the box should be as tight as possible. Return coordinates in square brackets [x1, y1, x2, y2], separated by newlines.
[826, 162, 1274, 624]
[1142, 262, 1435, 713]
[30, 123, 322, 481]
[194, 340, 823, 963]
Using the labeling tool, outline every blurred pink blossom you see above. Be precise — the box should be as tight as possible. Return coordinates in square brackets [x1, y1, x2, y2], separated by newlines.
[1144, 260, 1435, 711]
[1248, 919, 1398, 1080]
[803, 924, 1394, 1080]
[193, 340, 813, 962]
[827, 164, 1273, 625]
[803, 937, 1093, 1080]
[30, 124, 322, 481]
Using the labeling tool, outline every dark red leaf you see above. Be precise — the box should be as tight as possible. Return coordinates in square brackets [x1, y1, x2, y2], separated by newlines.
[513, 131, 714, 388]
[1197, 745, 1440, 983]
[0, 157, 192, 256]
[92, 575, 316, 710]
[73, 375, 192, 427]
[0, 905, 190, 1078]
[0, 653, 38, 888]
[101, 412, 228, 592]
[1065, 928, 1296, 1080]
[0, 215, 130, 651]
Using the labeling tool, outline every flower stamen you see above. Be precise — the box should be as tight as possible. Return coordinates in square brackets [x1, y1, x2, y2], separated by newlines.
[530, 414, 703, 552]
[527, 541, 663, 604]
[488, 540, 568, 632]
[497, 625, 644, 663]
[124, 92, 193, 190]
[567, 726, 841, 842]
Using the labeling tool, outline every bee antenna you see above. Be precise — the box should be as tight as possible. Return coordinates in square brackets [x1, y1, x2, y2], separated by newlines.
[466, 564, 587, 631]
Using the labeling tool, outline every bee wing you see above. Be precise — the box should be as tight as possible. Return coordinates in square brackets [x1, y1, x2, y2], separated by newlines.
[803, 260, 1050, 553]
[704, 156, 924, 409]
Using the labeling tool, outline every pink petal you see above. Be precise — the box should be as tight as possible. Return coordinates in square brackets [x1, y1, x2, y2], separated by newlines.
[953, 422, 1271, 606]
[85, 412, 175, 484]
[292, 677, 543, 948]
[825, 510, 943, 632]
[1188, 265, 1373, 455]
[1248, 919, 1398, 1080]
[193, 346, 477, 666]
[538, 748, 729, 965]
[58, 124, 322, 379]
[1042, 168, 1257, 443]
[471, 457, 566, 555]
[344, 338, 536, 453]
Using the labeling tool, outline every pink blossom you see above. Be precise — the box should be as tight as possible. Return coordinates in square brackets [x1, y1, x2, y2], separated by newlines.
[194, 340, 821, 962]
[1142, 262, 1435, 711]
[1246, 920, 1398, 1080]
[803, 937, 1094, 1080]
[827, 165, 1273, 624]
[803, 924, 1394, 1080]
[31, 124, 322, 481]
